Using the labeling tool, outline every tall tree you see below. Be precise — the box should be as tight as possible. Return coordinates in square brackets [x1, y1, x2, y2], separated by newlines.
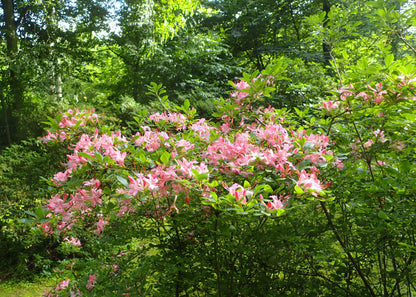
[108, 0, 199, 103]
[202, 0, 323, 70]
[1, 0, 27, 144]
[0, 0, 111, 144]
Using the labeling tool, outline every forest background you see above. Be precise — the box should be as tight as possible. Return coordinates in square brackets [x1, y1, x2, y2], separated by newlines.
[1, 0, 416, 296]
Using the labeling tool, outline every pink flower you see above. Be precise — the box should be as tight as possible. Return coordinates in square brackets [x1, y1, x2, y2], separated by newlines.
[52, 170, 71, 185]
[96, 217, 108, 235]
[366, 82, 387, 104]
[48, 194, 71, 215]
[41, 222, 53, 234]
[220, 122, 232, 134]
[135, 127, 170, 151]
[335, 159, 344, 169]
[303, 153, 326, 166]
[149, 111, 187, 129]
[235, 80, 250, 90]
[83, 179, 101, 188]
[60, 279, 70, 289]
[297, 170, 325, 197]
[392, 140, 405, 151]
[86, 274, 98, 290]
[190, 119, 216, 141]
[107, 147, 127, 165]
[364, 139, 373, 147]
[54, 279, 70, 291]
[42, 131, 58, 143]
[175, 139, 194, 151]
[117, 251, 128, 257]
[337, 84, 355, 100]
[266, 195, 286, 211]
[231, 90, 250, 104]
[75, 134, 93, 151]
[373, 129, 387, 143]
[319, 100, 340, 111]
[64, 237, 82, 246]
[225, 183, 252, 204]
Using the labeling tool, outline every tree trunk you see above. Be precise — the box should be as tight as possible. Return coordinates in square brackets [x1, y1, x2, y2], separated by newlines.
[1, 0, 25, 142]
[49, 6, 63, 101]
[322, 0, 332, 66]
[0, 90, 12, 145]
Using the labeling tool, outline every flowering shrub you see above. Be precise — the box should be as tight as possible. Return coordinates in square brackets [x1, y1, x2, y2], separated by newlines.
[315, 70, 416, 296]
[39, 65, 341, 295]
[36, 61, 416, 296]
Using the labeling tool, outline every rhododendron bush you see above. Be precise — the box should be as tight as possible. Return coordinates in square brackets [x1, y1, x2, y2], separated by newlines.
[39, 65, 339, 296]
[39, 63, 416, 296]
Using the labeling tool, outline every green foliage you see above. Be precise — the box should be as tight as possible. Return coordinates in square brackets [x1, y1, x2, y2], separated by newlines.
[0, 139, 66, 279]
[267, 57, 335, 109]
[204, 0, 322, 68]
[313, 67, 416, 296]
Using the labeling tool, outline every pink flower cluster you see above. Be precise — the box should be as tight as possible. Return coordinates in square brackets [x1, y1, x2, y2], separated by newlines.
[51, 131, 127, 185]
[297, 170, 329, 197]
[64, 237, 82, 246]
[42, 109, 99, 143]
[231, 80, 250, 104]
[331, 75, 416, 108]
[43, 178, 104, 234]
[44, 94, 336, 238]
[225, 183, 253, 204]
[86, 274, 98, 290]
[149, 111, 187, 129]
[318, 100, 340, 111]
[44, 279, 84, 297]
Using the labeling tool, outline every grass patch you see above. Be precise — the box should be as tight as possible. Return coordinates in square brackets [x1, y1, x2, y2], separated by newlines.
[0, 277, 57, 297]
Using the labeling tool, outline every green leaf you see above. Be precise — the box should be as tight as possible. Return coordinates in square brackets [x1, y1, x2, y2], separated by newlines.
[377, 210, 390, 220]
[24, 210, 37, 218]
[398, 242, 416, 252]
[77, 152, 95, 161]
[94, 151, 104, 163]
[384, 54, 394, 67]
[303, 142, 315, 150]
[183, 99, 190, 110]
[160, 151, 171, 165]
[117, 176, 129, 188]
[263, 184, 273, 193]
[35, 206, 46, 219]
[139, 150, 147, 163]
[294, 185, 304, 195]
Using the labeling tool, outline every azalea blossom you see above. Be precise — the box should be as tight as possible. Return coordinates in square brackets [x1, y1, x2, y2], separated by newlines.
[337, 84, 355, 100]
[225, 183, 252, 204]
[319, 100, 340, 111]
[96, 217, 108, 235]
[266, 195, 286, 211]
[373, 129, 388, 143]
[86, 274, 98, 290]
[364, 139, 373, 148]
[64, 237, 82, 246]
[297, 170, 326, 197]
